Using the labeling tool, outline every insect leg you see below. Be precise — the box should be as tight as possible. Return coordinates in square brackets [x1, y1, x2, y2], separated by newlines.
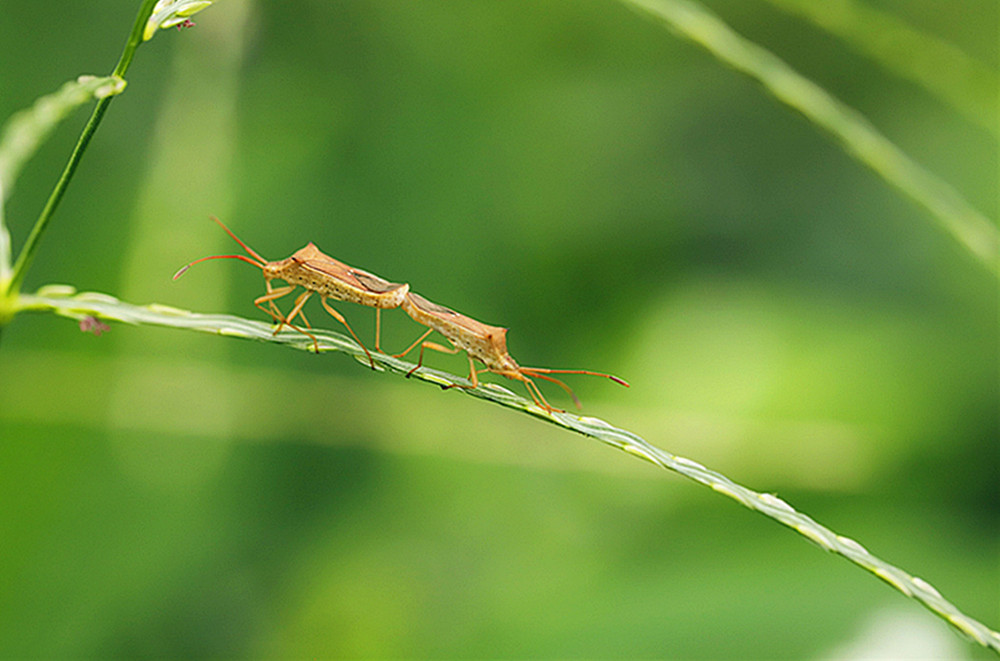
[282, 290, 313, 331]
[466, 354, 480, 388]
[254, 284, 297, 329]
[262, 279, 290, 325]
[281, 290, 321, 353]
[522, 371, 579, 409]
[393, 328, 434, 360]
[521, 376, 561, 413]
[488, 368, 564, 413]
[320, 297, 375, 367]
[440, 355, 481, 390]
[250, 280, 319, 351]
[404, 338, 460, 377]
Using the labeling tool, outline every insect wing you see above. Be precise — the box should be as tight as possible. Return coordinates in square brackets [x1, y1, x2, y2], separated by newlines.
[350, 269, 407, 295]
[297, 244, 405, 295]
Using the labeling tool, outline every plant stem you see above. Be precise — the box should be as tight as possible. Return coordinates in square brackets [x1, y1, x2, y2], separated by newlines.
[12, 286, 1000, 653]
[5, 0, 159, 297]
[621, 0, 1000, 275]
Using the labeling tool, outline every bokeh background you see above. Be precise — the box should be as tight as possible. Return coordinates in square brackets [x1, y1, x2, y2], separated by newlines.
[0, 1, 996, 658]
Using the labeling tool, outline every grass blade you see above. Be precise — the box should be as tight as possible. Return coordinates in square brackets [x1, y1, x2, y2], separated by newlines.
[620, 0, 999, 274]
[0, 75, 126, 203]
[0, 181, 8, 287]
[17, 285, 1000, 652]
[763, 0, 998, 136]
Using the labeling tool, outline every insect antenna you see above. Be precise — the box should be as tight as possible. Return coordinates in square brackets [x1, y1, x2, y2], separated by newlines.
[520, 366, 630, 388]
[207, 215, 268, 263]
[172, 254, 264, 279]
[172, 216, 268, 280]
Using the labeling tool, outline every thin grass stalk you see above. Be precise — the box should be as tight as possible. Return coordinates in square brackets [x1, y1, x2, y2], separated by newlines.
[16, 285, 1000, 653]
[762, 0, 998, 135]
[620, 0, 1000, 274]
[5, 0, 159, 297]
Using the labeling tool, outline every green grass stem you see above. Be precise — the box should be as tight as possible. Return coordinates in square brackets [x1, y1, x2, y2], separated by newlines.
[4, 0, 159, 299]
[17, 285, 1000, 653]
[620, 0, 1000, 274]
[762, 0, 998, 136]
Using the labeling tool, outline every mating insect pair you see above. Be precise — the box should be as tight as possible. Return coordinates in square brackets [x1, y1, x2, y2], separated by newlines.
[173, 217, 628, 413]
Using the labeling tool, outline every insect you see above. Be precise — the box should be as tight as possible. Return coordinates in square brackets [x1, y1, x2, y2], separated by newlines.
[394, 291, 628, 413]
[173, 216, 409, 364]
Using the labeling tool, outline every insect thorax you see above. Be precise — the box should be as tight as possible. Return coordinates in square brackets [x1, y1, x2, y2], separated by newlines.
[467, 329, 520, 373]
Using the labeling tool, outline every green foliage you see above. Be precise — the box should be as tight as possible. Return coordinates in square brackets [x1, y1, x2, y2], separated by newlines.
[0, 76, 125, 307]
[0, 76, 126, 203]
[0, 0, 157, 299]
[0, 0, 996, 657]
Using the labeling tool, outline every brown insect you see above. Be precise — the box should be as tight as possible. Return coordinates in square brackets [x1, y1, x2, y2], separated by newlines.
[394, 291, 628, 413]
[173, 217, 408, 363]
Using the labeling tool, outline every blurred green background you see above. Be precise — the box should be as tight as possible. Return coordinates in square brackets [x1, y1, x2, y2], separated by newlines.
[0, 1, 996, 657]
